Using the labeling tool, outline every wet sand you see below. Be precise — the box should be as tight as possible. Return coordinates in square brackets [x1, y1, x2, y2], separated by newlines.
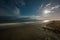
[0, 22, 60, 40]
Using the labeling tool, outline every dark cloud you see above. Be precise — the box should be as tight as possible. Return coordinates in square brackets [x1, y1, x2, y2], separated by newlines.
[0, 0, 25, 17]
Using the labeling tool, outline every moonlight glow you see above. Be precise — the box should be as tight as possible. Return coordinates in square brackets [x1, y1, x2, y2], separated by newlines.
[43, 20, 50, 23]
[44, 10, 51, 14]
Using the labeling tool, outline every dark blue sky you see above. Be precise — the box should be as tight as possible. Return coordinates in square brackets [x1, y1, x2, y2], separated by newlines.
[0, 0, 60, 21]
[0, 0, 53, 16]
[20, 0, 52, 16]
[21, 0, 43, 16]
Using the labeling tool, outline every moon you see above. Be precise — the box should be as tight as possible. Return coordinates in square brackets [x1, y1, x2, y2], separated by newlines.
[43, 10, 51, 14]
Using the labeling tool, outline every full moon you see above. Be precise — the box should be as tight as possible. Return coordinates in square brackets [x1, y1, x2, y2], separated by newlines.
[44, 10, 51, 14]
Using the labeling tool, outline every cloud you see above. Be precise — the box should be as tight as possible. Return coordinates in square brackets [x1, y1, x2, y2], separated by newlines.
[0, 0, 26, 18]
[40, 4, 44, 9]
[15, 0, 25, 7]
[45, 3, 51, 7]
[13, 7, 20, 18]
[51, 5, 60, 10]
[21, 16, 43, 20]
[45, 3, 60, 10]
[13, 0, 26, 18]
[36, 2, 60, 20]
[20, 0, 25, 6]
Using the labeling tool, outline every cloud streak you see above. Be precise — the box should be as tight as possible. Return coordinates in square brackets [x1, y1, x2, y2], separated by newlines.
[51, 5, 60, 10]
[13, 7, 20, 18]
[45, 3, 51, 7]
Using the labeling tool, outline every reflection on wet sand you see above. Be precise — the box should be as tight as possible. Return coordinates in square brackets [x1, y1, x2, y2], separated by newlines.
[0, 20, 60, 40]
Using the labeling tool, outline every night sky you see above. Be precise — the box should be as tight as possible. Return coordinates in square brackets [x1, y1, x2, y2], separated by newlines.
[0, 0, 60, 22]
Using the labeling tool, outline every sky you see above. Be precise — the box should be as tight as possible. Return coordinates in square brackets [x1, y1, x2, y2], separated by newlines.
[0, 0, 60, 21]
